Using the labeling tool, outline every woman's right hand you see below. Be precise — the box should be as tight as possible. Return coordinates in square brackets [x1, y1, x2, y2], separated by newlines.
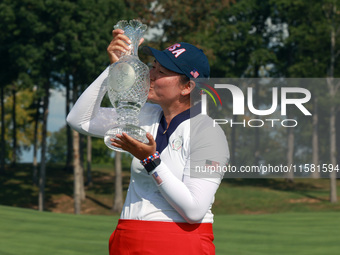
[107, 29, 145, 64]
[107, 29, 131, 64]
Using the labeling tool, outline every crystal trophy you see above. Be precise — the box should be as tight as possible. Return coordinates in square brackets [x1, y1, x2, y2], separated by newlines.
[104, 20, 150, 151]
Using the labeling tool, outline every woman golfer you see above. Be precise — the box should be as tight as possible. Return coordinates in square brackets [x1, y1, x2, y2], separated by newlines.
[67, 29, 229, 255]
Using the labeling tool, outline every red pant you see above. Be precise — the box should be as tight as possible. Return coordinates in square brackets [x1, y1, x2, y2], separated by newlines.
[109, 219, 215, 255]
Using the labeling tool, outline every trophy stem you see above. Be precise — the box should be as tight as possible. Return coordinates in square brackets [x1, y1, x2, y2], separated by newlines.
[116, 103, 141, 126]
[117, 115, 138, 126]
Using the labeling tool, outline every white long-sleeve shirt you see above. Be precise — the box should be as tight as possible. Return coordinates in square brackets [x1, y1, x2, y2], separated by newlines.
[67, 67, 229, 223]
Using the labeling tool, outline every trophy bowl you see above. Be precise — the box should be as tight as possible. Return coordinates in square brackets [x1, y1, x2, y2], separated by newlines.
[104, 20, 150, 152]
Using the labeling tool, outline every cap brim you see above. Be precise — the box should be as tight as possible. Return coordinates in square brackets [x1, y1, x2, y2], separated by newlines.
[142, 46, 184, 75]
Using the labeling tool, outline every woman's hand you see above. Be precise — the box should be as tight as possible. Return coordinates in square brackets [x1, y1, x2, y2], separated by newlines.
[110, 132, 156, 160]
[107, 29, 144, 64]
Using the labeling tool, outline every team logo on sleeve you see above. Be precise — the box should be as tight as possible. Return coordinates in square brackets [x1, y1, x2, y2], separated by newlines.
[171, 136, 183, 151]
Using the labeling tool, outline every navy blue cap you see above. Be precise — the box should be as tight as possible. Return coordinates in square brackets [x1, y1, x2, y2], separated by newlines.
[143, 42, 210, 79]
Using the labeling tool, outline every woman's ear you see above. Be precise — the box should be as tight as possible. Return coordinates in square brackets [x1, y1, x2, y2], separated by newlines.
[181, 80, 196, 96]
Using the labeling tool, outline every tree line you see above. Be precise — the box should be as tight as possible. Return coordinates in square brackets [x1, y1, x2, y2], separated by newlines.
[1, 0, 339, 214]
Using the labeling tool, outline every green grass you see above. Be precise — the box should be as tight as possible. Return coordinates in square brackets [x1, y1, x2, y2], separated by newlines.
[1, 164, 340, 254]
[1, 205, 339, 255]
[214, 212, 340, 255]
[0, 205, 117, 255]
[213, 178, 340, 214]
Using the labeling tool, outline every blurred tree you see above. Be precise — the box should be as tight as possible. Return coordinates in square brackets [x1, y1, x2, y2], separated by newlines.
[47, 126, 112, 165]
[273, 0, 339, 201]
[32, 91, 42, 185]
[47, 126, 67, 163]
[0, 86, 5, 173]
[0, 0, 54, 210]
[324, 1, 340, 203]
[271, 0, 328, 181]
[112, 151, 123, 213]
[2, 88, 37, 163]
[208, 0, 277, 166]
[86, 135, 93, 186]
[91, 137, 113, 164]
[0, 0, 41, 167]
[45, 0, 132, 214]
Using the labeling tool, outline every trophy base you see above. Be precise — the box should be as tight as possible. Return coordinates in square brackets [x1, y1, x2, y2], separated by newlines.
[104, 124, 148, 152]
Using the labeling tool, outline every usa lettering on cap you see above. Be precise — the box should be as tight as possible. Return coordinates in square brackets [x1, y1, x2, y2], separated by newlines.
[167, 43, 186, 58]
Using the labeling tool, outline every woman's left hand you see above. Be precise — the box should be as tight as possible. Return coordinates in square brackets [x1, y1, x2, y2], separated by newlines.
[110, 132, 157, 160]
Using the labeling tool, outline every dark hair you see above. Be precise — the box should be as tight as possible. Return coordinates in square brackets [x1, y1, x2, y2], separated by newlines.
[179, 74, 190, 84]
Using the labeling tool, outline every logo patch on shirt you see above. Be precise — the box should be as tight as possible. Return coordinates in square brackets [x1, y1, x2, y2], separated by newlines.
[171, 136, 183, 151]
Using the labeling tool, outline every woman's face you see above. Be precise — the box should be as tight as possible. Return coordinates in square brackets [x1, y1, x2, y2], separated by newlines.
[147, 60, 185, 106]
